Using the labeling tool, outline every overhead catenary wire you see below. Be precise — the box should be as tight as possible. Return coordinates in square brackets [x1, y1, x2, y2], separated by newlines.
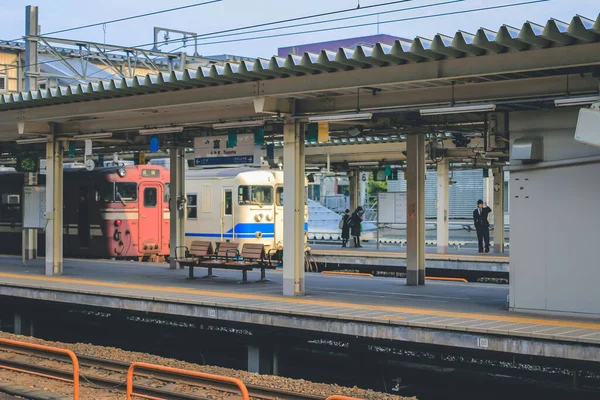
[3, 0, 550, 79]
[2, 0, 223, 43]
[189, 0, 551, 48]
[190, 0, 465, 43]
[1, 0, 421, 73]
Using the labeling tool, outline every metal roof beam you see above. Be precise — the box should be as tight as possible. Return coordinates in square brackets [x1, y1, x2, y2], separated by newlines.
[0, 42, 599, 124]
[51, 104, 257, 136]
[295, 74, 598, 114]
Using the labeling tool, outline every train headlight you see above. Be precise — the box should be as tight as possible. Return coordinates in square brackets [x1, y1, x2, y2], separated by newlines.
[265, 214, 273, 221]
[117, 168, 127, 178]
[255, 231, 263, 238]
[254, 214, 264, 222]
[114, 220, 122, 227]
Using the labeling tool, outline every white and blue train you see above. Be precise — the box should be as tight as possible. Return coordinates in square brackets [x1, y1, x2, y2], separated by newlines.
[184, 168, 308, 250]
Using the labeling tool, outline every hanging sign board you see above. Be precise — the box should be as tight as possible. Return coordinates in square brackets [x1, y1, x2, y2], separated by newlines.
[377, 192, 407, 224]
[194, 133, 255, 166]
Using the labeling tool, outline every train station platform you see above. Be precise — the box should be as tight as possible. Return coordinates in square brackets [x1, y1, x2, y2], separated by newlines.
[0, 256, 598, 364]
[310, 244, 509, 275]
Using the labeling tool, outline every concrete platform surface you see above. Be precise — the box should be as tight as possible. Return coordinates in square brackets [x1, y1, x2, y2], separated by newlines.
[0, 256, 599, 362]
[309, 244, 509, 272]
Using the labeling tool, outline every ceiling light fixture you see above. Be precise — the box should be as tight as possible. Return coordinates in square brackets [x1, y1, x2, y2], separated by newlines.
[554, 96, 600, 107]
[308, 112, 373, 123]
[420, 104, 496, 116]
[139, 126, 184, 135]
[71, 132, 113, 140]
[212, 120, 265, 130]
[16, 137, 47, 144]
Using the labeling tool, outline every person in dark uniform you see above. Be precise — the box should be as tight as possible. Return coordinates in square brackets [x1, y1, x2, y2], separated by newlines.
[340, 209, 351, 248]
[473, 199, 492, 254]
[349, 206, 365, 248]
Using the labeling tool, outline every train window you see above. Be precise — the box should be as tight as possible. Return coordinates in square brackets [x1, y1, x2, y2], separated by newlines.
[276, 187, 283, 206]
[0, 193, 20, 222]
[224, 191, 232, 215]
[115, 182, 137, 202]
[187, 194, 197, 219]
[144, 188, 158, 207]
[238, 186, 273, 206]
[96, 182, 113, 203]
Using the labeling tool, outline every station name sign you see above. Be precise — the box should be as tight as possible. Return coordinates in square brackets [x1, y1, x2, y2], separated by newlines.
[194, 134, 255, 166]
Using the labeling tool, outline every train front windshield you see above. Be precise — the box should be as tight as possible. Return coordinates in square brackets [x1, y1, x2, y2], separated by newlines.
[238, 186, 273, 206]
[273, 187, 308, 205]
[97, 182, 138, 203]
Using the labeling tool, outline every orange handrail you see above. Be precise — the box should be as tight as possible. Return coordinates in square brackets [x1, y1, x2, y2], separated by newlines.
[327, 396, 364, 400]
[0, 338, 80, 400]
[126, 361, 250, 400]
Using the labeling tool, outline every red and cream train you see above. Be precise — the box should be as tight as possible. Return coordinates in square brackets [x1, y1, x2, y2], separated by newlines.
[0, 165, 170, 259]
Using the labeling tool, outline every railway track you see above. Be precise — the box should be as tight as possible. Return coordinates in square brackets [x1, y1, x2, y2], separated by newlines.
[0, 346, 323, 400]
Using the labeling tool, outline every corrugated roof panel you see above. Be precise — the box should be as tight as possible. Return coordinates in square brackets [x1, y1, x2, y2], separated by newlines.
[0, 14, 598, 110]
[474, 28, 507, 52]
[519, 22, 550, 47]
[543, 19, 574, 44]
[593, 14, 600, 33]
[567, 15, 599, 42]
[451, 31, 484, 55]
[496, 26, 528, 50]
[432, 34, 464, 58]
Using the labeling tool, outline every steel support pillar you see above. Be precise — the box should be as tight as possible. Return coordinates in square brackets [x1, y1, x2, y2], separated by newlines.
[24, 6, 39, 91]
[349, 171, 359, 211]
[247, 345, 278, 375]
[22, 173, 38, 263]
[247, 345, 260, 373]
[45, 137, 63, 276]
[359, 174, 367, 208]
[13, 313, 22, 335]
[406, 134, 425, 286]
[169, 148, 186, 269]
[436, 158, 449, 254]
[493, 168, 505, 253]
[282, 120, 305, 296]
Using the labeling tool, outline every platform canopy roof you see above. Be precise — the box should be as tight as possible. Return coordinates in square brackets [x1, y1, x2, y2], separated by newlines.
[0, 13, 599, 144]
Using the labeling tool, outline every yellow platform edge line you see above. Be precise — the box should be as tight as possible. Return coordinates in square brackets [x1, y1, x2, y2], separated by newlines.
[0, 272, 598, 331]
[321, 271, 374, 277]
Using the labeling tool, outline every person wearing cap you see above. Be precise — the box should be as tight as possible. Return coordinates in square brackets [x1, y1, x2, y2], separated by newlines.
[473, 200, 492, 254]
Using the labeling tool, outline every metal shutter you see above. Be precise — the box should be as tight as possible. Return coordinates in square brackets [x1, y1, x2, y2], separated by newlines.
[385, 169, 483, 219]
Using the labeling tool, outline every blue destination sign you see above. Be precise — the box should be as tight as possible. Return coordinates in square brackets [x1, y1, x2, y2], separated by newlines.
[194, 155, 254, 166]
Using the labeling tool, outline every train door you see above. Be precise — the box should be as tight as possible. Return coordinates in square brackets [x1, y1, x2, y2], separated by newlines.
[222, 188, 234, 241]
[274, 185, 284, 247]
[78, 186, 91, 247]
[139, 182, 162, 251]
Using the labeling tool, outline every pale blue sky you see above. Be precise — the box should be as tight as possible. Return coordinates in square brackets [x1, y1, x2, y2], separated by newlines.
[3, 0, 599, 58]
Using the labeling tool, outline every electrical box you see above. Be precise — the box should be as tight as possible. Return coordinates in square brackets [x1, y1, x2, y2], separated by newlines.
[23, 186, 46, 229]
[512, 137, 543, 163]
[574, 105, 600, 148]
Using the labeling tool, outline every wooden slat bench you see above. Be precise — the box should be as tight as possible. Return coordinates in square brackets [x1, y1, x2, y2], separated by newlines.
[174, 241, 214, 279]
[198, 241, 240, 279]
[223, 243, 274, 283]
[193, 242, 275, 283]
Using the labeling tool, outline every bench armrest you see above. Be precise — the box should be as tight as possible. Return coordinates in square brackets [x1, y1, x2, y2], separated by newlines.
[266, 248, 280, 267]
[174, 246, 189, 260]
[224, 248, 240, 260]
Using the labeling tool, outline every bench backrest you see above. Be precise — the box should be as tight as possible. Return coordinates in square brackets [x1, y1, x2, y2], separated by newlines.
[189, 241, 213, 257]
[240, 243, 265, 261]
[215, 241, 239, 257]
